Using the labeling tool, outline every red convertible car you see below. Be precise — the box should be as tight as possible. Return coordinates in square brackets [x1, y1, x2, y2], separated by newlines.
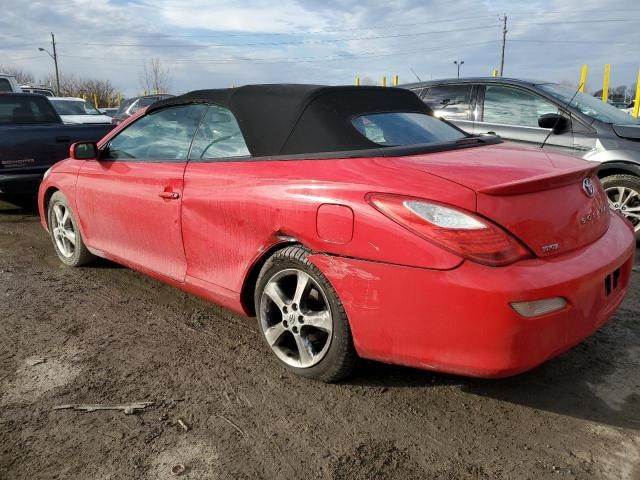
[38, 85, 635, 382]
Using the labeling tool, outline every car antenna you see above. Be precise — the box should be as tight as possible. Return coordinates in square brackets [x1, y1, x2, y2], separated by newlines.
[540, 82, 582, 149]
[410, 68, 422, 82]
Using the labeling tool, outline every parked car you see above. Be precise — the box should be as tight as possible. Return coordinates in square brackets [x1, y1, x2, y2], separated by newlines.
[20, 85, 55, 97]
[0, 74, 21, 93]
[402, 78, 640, 239]
[38, 85, 634, 382]
[99, 107, 119, 117]
[0, 93, 114, 196]
[112, 94, 174, 125]
[622, 101, 636, 116]
[49, 97, 113, 125]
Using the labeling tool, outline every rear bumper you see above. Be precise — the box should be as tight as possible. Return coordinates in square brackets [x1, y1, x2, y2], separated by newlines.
[310, 214, 635, 378]
[0, 172, 43, 195]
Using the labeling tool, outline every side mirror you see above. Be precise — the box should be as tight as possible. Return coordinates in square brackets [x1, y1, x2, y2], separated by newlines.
[538, 113, 570, 133]
[70, 142, 98, 160]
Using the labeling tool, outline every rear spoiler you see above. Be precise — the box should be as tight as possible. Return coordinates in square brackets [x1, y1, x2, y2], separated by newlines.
[478, 165, 597, 196]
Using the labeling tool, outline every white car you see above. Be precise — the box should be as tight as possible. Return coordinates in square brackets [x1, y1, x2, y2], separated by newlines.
[49, 97, 113, 125]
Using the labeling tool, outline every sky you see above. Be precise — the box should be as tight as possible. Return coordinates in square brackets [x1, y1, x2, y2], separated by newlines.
[1, 0, 639, 97]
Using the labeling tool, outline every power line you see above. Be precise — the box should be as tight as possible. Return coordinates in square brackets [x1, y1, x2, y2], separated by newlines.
[57, 40, 500, 66]
[58, 24, 499, 49]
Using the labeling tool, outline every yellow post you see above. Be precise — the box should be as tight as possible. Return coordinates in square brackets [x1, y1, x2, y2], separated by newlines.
[393, 74, 399, 86]
[118, 95, 122, 107]
[82, 94, 87, 101]
[144, 89, 147, 95]
[579, 64, 588, 92]
[355, 77, 360, 86]
[382, 76, 387, 87]
[633, 68, 640, 118]
[602, 64, 610, 103]
[492, 69, 499, 77]
[93, 94, 98, 108]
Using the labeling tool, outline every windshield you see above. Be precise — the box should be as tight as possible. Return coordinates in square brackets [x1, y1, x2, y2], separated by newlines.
[352, 112, 465, 146]
[51, 99, 101, 116]
[539, 84, 639, 125]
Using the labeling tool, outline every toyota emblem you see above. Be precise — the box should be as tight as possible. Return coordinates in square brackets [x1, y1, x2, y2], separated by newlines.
[582, 178, 595, 198]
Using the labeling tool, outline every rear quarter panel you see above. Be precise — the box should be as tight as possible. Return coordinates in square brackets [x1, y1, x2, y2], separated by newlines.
[182, 157, 476, 293]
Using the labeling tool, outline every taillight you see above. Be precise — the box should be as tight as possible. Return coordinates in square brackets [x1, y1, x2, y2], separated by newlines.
[367, 193, 532, 267]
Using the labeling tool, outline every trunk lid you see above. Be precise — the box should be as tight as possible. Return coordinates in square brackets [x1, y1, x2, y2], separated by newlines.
[389, 143, 610, 257]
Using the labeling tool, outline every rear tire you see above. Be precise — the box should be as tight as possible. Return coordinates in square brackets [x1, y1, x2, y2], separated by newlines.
[601, 174, 640, 242]
[47, 191, 95, 267]
[254, 245, 357, 382]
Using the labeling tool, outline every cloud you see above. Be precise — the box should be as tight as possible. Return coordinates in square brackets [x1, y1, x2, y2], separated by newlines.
[0, 0, 638, 96]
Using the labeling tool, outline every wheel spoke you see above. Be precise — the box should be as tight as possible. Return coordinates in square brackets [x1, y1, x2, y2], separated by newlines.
[625, 212, 640, 220]
[304, 310, 332, 332]
[292, 271, 310, 306]
[625, 206, 640, 212]
[616, 187, 625, 203]
[263, 282, 287, 310]
[65, 230, 76, 246]
[61, 208, 70, 226]
[53, 204, 64, 224]
[264, 322, 286, 346]
[294, 334, 313, 365]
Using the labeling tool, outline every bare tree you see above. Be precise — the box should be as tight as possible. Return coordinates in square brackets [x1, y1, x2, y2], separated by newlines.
[0, 65, 35, 85]
[139, 58, 171, 94]
[44, 73, 123, 107]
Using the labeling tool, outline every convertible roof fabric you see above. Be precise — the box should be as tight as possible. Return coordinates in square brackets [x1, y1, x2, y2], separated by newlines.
[148, 84, 432, 157]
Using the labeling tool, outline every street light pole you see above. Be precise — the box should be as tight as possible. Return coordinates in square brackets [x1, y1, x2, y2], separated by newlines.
[38, 33, 60, 95]
[51, 33, 60, 96]
[453, 60, 464, 78]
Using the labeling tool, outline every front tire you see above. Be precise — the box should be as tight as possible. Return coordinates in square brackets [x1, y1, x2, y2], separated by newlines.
[601, 174, 640, 241]
[47, 191, 95, 267]
[254, 245, 356, 382]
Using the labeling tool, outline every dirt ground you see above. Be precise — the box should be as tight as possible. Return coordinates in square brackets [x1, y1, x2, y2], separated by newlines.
[0, 199, 638, 480]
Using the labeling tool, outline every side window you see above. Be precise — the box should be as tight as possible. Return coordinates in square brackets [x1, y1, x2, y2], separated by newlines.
[189, 105, 250, 160]
[421, 85, 472, 120]
[482, 85, 558, 127]
[0, 79, 12, 92]
[104, 104, 206, 161]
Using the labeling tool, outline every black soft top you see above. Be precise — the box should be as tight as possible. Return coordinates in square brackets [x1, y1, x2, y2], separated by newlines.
[148, 84, 435, 157]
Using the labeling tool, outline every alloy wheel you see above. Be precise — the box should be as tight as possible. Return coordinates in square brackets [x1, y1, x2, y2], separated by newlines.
[51, 203, 76, 258]
[259, 268, 333, 368]
[605, 186, 640, 232]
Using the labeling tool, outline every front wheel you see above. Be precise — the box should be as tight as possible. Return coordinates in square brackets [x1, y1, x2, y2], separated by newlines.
[254, 245, 356, 382]
[602, 174, 640, 241]
[47, 191, 96, 267]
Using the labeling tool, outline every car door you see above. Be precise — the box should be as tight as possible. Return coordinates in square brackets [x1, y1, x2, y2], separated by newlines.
[420, 84, 477, 133]
[181, 104, 254, 290]
[476, 84, 575, 153]
[75, 104, 207, 281]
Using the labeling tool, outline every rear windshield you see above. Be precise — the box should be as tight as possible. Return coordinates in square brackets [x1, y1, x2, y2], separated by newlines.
[0, 96, 59, 124]
[352, 112, 465, 146]
[51, 99, 101, 116]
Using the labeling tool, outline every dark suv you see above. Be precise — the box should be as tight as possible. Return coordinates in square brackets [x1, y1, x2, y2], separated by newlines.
[402, 77, 640, 239]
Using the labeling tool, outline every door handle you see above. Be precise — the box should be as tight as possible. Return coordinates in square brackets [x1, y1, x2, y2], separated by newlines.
[56, 136, 71, 143]
[159, 191, 180, 199]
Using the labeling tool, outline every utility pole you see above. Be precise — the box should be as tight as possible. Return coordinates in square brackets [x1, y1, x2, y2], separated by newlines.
[499, 15, 507, 77]
[51, 33, 60, 96]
